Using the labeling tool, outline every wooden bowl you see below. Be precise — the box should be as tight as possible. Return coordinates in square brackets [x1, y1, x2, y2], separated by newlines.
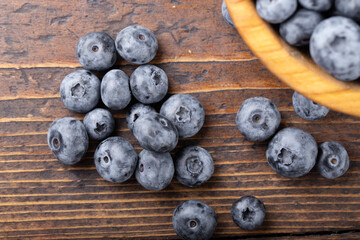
[225, 0, 360, 117]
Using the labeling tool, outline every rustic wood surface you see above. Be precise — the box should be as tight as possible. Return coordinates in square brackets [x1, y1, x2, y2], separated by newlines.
[225, 0, 360, 117]
[0, 0, 359, 239]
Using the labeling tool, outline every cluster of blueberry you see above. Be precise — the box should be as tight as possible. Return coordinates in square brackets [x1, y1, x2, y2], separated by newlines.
[222, 0, 350, 180]
[236, 94, 349, 179]
[223, 0, 360, 82]
[47, 24, 214, 188]
[46, 24, 233, 239]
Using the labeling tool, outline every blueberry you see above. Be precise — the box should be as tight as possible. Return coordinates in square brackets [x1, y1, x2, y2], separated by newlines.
[222, 0, 235, 27]
[135, 149, 174, 191]
[83, 108, 115, 140]
[126, 103, 156, 132]
[160, 94, 205, 138]
[280, 9, 324, 46]
[266, 127, 318, 178]
[47, 117, 88, 165]
[133, 112, 178, 153]
[94, 136, 138, 183]
[231, 196, 266, 231]
[76, 32, 116, 71]
[175, 146, 214, 188]
[60, 70, 100, 113]
[256, 0, 297, 24]
[130, 65, 168, 104]
[299, 0, 333, 12]
[310, 16, 360, 81]
[235, 97, 281, 142]
[335, 0, 360, 22]
[115, 25, 158, 64]
[316, 141, 350, 179]
[292, 91, 329, 121]
[101, 69, 131, 110]
[173, 200, 217, 240]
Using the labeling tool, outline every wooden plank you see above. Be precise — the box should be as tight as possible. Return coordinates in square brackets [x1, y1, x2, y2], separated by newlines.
[218, 232, 360, 240]
[0, 0, 253, 68]
[1, 0, 360, 239]
[2, 87, 360, 122]
[0, 61, 286, 101]
[241, 232, 360, 240]
[0, 85, 360, 238]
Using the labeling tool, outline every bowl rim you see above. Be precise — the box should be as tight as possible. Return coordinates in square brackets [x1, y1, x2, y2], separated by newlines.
[225, 0, 360, 117]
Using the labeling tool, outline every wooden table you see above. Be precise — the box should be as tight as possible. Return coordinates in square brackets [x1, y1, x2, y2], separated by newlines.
[1, 1, 359, 239]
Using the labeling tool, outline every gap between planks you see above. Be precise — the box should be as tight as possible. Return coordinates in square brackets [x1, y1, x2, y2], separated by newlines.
[1, 227, 358, 237]
[1, 195, 360, 207]
[0, 87, 291, 101]
[1, 213, 357, 224]
[2, 184, 360, 198]
[6, 228, 357, 239]
[2, 205, 360, 216]
[0, 57, 258, 70]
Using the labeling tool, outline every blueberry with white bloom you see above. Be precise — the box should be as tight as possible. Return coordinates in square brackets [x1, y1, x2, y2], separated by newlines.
[310, 16, 360, 81]
[83, 108, 115, 140]
[115, 25, 158, 64]
[101, 69, 131, 111]
[94, 136, 138, 183]
[76, 32, 117, 71]
[60, 70, 100, 113]
[47, 117, 88, 165]
[236, 97, 281, 142]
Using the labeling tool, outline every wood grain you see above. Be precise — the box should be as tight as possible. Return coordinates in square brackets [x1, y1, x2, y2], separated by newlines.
[0, 61, 286, 101]
[225, 0, 360, 117]
[0, 0, 253, 68]
[0, 0, 360, 239]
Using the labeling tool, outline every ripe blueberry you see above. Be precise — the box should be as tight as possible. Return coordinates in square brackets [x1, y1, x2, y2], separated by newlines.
[175, 146, 214, 188]
[335, 0, 360, 22]
[280, 9, 324, 47]
[115, 25, 158, 64]
[135, 150, 174, 191]
[76, 32, 117, 71]
[231, 196, 266, 231]
[47, 117, 88, 165]
[292, 91, 329, 121]
[256, 0, 297, 24]
[101, 69, 131, 110]
[83, 108, 115, 141]
[299, 0, 333, 12]
[173, 200, 217, 240]
[60, 70, 100, 113]
[266, 127, 318, 178]
[133, 112, 178, 153]
[160, 94, 205, 138]
[316, 141, 350, 179]
[310, 16, 360, 81]
[126, 103, 156, 132]
[94, 136, 138, 183]
[130, 65, 168, 104]
[235, 97, 281, 142]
